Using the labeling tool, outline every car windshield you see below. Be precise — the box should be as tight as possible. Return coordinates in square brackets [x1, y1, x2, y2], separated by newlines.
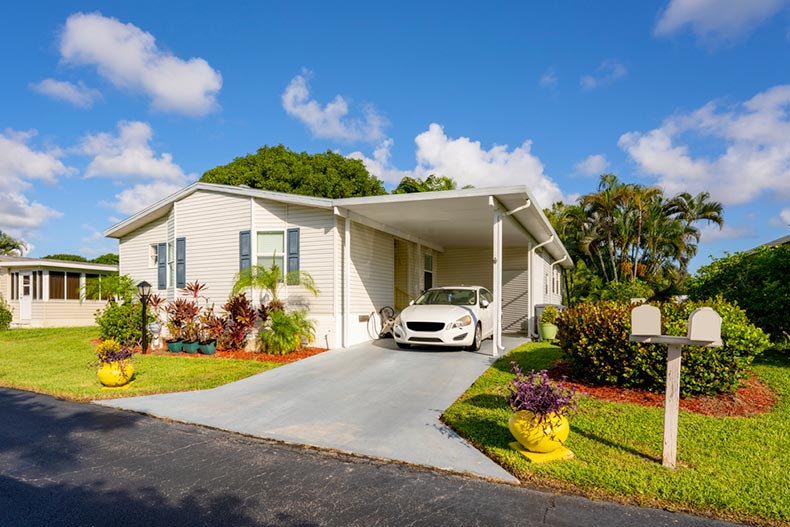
[414, 289, 477, 306]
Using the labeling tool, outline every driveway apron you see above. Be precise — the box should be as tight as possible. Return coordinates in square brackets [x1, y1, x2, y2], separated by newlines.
[96, 337, 527, 482]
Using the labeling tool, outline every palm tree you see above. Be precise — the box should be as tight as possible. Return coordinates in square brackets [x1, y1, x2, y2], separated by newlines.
[580, 174, 628, 282]
[0, 231, 28, 256]
[231, 259, 318, 304]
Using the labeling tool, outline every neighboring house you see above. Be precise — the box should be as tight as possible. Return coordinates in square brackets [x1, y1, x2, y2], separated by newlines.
[756, 234, 790, 249]
[0, 256, 118, 328]
[104, 182, 573, 351]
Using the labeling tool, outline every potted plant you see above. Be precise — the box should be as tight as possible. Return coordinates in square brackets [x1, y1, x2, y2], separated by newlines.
[94, 339, 134, 387]
[199, 305, 222, 355]
[501, 362, 579, 462]
[539, 305, 559, 341]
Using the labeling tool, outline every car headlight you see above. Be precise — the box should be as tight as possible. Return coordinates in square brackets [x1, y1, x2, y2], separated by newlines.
[394, 315, 401, 326]
[450, 315, 472, 329]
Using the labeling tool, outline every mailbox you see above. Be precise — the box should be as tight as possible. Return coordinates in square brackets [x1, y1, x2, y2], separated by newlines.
[687, 307, 722, 345]
[631, 304, 661, 337]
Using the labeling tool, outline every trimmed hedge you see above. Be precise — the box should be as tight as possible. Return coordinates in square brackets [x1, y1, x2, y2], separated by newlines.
[0, 294, 12, 330]
[557, 297, 770, 396]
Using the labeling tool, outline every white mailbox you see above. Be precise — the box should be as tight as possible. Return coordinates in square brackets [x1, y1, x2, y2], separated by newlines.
[687, 307, 722, 345]
[631, 304, 661, 337]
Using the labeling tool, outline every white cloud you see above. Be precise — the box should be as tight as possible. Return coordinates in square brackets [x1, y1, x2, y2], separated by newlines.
[81, 121, 189, 183]
[580, 60, 627, 91]
[282, 71, 387, 144]
[0, 130, 72, 239]
[79, 224, 115, 256]
[79, 121, 194, 215]
[30, 78, 101, 108]
[60, 12, 222, 115]
[574, 154, 610, 177]
[619, 85, 790, 205]
[103, 181, 187, 215]
[655, 0, 788, 42]
[539, 68, 558, 88]
[350, 124, 564, 208]
[699, 223, 753, 243]
[771, 208, 790, 226]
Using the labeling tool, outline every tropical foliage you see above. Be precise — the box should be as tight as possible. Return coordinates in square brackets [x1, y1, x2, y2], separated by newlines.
[547, 174, 724, 302]
[557, 298, 769, 396]
[231, 262, 318, 302]
[0, 294, 12, 330]
[687, 244, 790, 341]
[200, 144, 386, 198]
[501, 362, 579, 426]
[94, 301, 143, 345]
[391, 174, 470, 194]
[0, 230, 27, 256]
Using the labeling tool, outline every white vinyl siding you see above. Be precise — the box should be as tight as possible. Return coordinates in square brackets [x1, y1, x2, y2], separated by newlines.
[349, 221, 394, 314]
[437, 247, 530, 332]
[119, 214, 168, 292]
[176, 190, 251, 304]
[285, 205, 335, 315]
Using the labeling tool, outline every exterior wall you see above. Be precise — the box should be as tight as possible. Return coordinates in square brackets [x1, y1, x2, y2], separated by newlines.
[346, 221, 394, 345]
[0, 267, 8, 299]
[119, 214, 168, 295]
[436, 247, 530, 332]
[177, 190, 250, 304]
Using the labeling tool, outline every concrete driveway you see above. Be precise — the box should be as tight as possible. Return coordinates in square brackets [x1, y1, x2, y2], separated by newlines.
[97, 337, 527, 482]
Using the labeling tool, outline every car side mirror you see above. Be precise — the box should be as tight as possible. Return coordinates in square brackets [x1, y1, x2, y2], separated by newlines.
[480, 299, 490, 308]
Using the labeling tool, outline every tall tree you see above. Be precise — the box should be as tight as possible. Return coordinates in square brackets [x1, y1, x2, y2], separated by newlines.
[0, 231, 28, 256]
[392, 175, 460, 194]
[201, 145, 386, 199]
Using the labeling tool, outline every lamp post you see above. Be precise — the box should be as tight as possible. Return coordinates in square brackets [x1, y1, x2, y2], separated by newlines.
[137, 281, 152, 354]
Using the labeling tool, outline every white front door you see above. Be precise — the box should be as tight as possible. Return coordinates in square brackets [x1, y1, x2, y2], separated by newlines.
[19, 272, 32, 321]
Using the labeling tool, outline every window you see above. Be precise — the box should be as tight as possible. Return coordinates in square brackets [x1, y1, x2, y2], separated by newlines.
[423, 254, 433, 290]
[149, 244, 158, 268]
[481, 289, 494, 305]
[66, 273, 81, 300]
[49, 272, 65, 299]
[168, 242, 175, 287]
[22, 274, 30, 297]
[85, 274, 101, 300]
[257, 231, 285, 280]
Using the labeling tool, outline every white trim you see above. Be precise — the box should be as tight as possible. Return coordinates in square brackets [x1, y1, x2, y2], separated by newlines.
[343, 211, 351, 348]
[0, 257, 117, 272]
[333, 213, 340, 348]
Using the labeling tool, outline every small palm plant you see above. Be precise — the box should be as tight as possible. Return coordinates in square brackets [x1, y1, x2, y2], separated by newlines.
[231, 256, 318, 303]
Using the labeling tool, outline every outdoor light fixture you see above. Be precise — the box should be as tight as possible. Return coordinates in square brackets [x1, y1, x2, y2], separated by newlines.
[137, 281, 151, 354]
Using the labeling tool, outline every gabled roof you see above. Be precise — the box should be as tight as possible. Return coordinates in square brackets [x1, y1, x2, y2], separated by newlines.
[104, 182, 573, 269]
[0, 256, 118, 272]
[104, 182, 333, 238]
[759, 234, 790, 248]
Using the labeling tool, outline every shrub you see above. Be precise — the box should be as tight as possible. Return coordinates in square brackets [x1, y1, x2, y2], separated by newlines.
[501, 362, 579, 427]
[540, 305, 559, 324]
[599, 279, 654, 302]
[688, 245, 790, 341]
[257, 309, 316, 355]
[0, 294, 12, 330]
[557, 297, 770, 396]
[95, 301, 142, 346]
[217, 293, 257, 350]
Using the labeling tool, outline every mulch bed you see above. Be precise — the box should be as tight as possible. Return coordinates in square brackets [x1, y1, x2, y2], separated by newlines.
[131, 346, 329, 363]
[548, 361, 776, 418]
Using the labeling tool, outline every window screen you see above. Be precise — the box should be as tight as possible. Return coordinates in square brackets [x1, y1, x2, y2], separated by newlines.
[257, 232, 284, 279]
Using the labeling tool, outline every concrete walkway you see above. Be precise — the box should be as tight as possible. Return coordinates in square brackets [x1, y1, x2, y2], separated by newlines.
[96, 337, 527, 482]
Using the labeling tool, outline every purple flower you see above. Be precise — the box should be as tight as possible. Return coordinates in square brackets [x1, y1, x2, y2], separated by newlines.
[502, 361, 579, 426]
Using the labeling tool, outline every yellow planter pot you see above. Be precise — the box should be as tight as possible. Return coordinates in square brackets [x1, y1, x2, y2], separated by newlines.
[97, 361, 135, 387]
[508, 410, 569, 453]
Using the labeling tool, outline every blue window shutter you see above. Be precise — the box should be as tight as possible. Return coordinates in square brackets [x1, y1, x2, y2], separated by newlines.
[287, 228, 300, 285]
[157, 243, 167, 289]
[239, 230, 251, 270]
[176, 237, 186, 288]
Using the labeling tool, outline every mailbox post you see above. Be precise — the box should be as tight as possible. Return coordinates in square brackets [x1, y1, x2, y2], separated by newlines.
[630, 305, 722, 469]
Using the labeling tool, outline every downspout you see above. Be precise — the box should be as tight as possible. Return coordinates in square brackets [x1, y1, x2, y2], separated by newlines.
[529, 236, 554, 338]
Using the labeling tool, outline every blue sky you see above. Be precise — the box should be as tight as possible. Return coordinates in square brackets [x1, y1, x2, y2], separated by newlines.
[2, 1, 790, 271]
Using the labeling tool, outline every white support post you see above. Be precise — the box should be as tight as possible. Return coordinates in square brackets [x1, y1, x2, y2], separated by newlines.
[663, 344, 682, 469]
[492, 208, 503, 357]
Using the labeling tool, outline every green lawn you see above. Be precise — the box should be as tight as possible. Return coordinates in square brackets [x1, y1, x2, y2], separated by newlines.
[0, 327, 279, 401]
[442, 342, 790, 527]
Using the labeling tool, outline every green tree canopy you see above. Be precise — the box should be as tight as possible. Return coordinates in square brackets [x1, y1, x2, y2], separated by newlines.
[42, 254, 88, 262]
[91, 253, 120, 265]
[0, 231, 28, 256]
[546, 174, 724, 303]
[200, 145, 386, 199]
[392, 174, 464, 194]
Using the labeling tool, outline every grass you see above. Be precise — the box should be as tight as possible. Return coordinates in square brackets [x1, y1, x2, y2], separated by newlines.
[0, 327, 279, 401]
[442, 342, 790, 526]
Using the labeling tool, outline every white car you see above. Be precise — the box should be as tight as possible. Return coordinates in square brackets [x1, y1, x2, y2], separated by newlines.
[392, 286, 495, 351]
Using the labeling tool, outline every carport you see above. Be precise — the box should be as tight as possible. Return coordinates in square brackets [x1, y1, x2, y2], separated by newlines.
[334, 186, 573, 355]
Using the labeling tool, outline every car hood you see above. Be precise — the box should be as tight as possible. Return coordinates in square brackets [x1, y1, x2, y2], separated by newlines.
[400, 304, 474, 322]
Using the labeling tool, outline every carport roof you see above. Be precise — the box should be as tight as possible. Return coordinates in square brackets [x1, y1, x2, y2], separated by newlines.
[335, 185, 572, 268]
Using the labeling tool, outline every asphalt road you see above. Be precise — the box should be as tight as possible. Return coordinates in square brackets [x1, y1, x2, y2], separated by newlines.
[0, 388, 743, 527]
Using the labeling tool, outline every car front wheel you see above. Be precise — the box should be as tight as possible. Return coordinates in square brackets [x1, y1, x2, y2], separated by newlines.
[466, 323, 482, 352]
